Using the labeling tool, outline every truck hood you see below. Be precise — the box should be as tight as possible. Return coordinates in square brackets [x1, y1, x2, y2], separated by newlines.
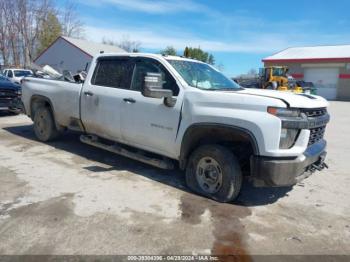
[0, 80, 21, 91]
[237, 88, 329, 108]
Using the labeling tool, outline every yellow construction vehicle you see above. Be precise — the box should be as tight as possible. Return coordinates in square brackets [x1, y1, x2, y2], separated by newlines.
[259, 66, 303, 93]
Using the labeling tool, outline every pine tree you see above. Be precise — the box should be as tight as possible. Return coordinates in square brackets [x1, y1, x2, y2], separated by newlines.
[37, 12, 62, 55]
[184, 46, 190, 57]
[182, 46, 215, 64]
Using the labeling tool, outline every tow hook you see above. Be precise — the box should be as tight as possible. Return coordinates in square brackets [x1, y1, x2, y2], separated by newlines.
[310, 161, 328, 172]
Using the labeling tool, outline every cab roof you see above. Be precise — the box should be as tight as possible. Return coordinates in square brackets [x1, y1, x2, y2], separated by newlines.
[96, 52, 204, 64]
[4, 68, 33, 71]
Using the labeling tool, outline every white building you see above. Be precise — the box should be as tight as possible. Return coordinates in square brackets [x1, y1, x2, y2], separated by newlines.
[263, 45, 350, 100]
[34, 36, 126, 74]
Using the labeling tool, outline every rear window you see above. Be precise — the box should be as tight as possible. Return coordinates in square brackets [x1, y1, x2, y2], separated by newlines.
[14, 70, 32, 77]
[92, 59, 134, 89]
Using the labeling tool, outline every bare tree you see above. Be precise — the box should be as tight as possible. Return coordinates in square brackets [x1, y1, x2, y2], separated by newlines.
[60, 1, 84, 38]
[0, 1, 9, 66]
[17, 0, 55, 67]
[160, 46, 177, 56]
[102, 38, 115, 46]
[118, 35, 141, 52]
[0, 0, 85, 68]
[103, 35, 141, 53]
[216, 63, 225, 72]
[0, 0, 56, 68]
[0, 2, 7, 65]
[247, 68, 258, 76]
[2, 1, 22, 67]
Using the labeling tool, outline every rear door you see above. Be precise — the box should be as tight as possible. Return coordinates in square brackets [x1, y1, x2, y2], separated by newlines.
[80, 57, 135, 141]
[120, 57, 182, 158]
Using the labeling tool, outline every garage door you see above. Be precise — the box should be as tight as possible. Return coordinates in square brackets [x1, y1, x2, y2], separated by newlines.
[304, 68, 339, 100]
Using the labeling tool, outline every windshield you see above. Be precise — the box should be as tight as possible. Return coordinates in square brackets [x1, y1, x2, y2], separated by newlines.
[272, 67, 286, 77]
[167, 60, 241, 90]
[14, 70, 32, 77]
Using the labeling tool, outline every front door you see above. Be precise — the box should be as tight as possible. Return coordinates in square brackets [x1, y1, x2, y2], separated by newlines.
[120, 57, 182, 158]
[81, 57, 134, 141]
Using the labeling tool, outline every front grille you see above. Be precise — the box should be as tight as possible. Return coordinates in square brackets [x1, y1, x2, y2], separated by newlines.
[300, 108, 328, 146]
[0, 90, 17, 98]
[308, 126, 326, 146]
[301, 108, 327, 118]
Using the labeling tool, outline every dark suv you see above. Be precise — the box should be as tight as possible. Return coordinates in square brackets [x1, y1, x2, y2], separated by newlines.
[0, 74, 22, 113]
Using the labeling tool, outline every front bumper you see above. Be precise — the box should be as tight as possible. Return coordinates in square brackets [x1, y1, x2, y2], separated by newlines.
[0, 97, 22, 110]
[250, 139, 327, 187]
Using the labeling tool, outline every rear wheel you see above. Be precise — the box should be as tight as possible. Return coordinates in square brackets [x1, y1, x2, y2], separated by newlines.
[186, 144, 242, 203]
[33, 106, 59, 142]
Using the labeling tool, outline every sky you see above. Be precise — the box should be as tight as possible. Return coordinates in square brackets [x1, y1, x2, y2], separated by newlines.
[57, 0, 350, 77]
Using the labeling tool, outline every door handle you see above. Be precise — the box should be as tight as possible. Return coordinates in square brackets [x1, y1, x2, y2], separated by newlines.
[123, 98, 136, 103]
[84, 91, 94, 96]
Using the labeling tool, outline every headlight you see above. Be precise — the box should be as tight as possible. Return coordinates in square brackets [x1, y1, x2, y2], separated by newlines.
[267, 107, 301, 118]
[16, 89, 22, 96]
[268, 107, 301, 148]
[280, 128, 299, 149]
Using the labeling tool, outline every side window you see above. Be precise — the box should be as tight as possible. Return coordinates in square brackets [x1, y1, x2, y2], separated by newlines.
[8, 70, 13, 78]
[92, 59, 134, 89]
[131, 58, 179, 96]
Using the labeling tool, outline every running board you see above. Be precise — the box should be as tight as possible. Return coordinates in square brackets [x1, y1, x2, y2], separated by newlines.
[80, 135, 174, 170]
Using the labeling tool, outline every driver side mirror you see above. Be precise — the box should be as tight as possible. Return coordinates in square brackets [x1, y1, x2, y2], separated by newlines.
[141, 72, 176, 107]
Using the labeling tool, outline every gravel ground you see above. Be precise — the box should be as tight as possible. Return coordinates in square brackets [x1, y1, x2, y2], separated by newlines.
[0, 101, 349, 258]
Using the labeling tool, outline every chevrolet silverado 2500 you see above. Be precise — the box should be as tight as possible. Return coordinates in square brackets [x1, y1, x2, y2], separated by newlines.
[21, 53, 330, 202]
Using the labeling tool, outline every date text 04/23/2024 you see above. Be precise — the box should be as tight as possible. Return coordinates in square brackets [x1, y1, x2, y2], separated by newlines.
[127, 255, 219, 261]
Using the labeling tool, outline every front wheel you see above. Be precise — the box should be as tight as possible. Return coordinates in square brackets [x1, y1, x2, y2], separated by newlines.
[186, 144, 242, 203]
[8, 107, 21, 115]
[267, 81, 278, 90]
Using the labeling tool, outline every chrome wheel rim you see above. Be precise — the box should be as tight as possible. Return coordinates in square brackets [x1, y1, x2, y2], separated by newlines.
[196, 157, 223, 194]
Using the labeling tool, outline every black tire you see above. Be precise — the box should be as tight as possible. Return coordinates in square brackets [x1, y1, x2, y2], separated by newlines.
[8, 108, 20, 115]
[186, 144, 242, 203]
[267, 81, 278, 90]
[33, 106, 59, 142]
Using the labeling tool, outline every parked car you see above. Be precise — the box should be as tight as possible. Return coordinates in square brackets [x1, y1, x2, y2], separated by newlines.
[3, 68, 33, 84]
[21, 53, 330, 202]
[0, 74, 22, 113]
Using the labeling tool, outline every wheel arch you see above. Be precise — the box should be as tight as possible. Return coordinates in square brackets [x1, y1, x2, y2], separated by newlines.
[30, 95, 54, 119]
[30, 95, 62, 130]
[179, 123, 259, 170]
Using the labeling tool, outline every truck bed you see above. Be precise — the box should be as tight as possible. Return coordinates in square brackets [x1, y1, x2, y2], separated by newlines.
[22, 77, 83, 127]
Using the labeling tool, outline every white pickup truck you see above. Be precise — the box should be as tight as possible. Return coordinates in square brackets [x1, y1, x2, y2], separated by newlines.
[21, 53, 330, 202]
